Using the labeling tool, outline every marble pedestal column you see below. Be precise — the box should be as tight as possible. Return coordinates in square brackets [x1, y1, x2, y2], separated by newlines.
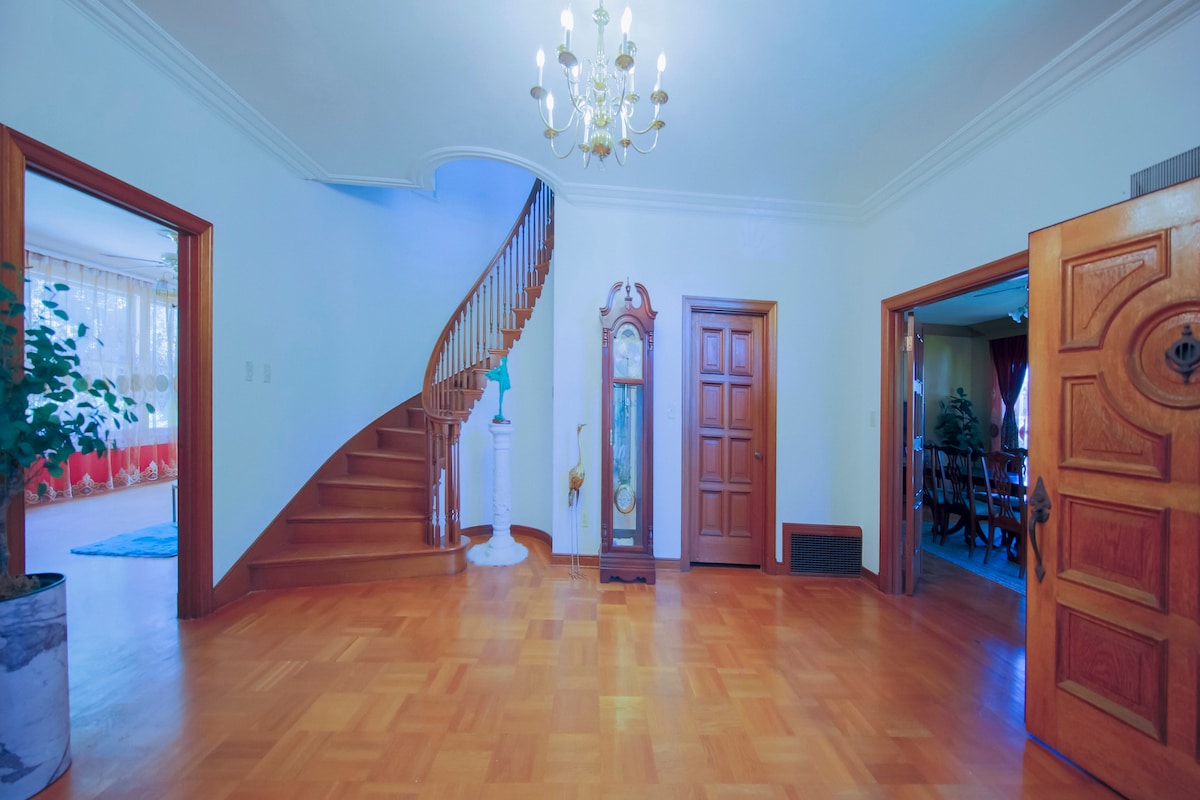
[467, 420, 528, 566]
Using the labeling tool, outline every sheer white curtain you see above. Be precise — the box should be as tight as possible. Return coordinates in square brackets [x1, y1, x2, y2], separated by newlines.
[23, 250, 178, 502]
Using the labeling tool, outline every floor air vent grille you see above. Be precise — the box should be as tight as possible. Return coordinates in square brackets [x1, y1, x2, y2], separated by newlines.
[1131, 146, 1200, 198]
[785, 524, 862, 577]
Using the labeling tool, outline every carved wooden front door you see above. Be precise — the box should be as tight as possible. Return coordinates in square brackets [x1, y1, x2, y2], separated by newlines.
[1026, 176, 1200, 799]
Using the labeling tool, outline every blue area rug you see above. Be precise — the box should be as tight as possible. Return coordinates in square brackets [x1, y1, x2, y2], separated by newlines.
[922, 519, 1025, 595]
[70, 523, 178, 558]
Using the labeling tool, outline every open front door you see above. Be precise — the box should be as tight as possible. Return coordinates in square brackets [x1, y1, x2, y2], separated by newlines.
[1026, 176, 1200, 798]
[904, 312, 925, 595]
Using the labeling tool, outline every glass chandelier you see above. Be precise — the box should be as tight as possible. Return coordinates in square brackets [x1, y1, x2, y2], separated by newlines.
[530, 2, 668, 166]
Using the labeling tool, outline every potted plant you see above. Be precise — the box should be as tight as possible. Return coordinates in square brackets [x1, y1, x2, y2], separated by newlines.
[935, 386, 983, 450]
[0, 262, 146, 799]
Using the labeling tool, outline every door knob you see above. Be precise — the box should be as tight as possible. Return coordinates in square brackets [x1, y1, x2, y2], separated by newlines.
[754, 451, 763, 460]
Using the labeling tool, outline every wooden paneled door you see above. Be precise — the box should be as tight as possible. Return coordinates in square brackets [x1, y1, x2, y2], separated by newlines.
[1026, 176, 1200, 799]
[904, 313, 925, 595]
[683, 300, 776, 568]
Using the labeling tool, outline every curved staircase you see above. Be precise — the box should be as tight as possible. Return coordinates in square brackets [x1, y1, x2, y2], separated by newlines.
[216, 179, 553, 602]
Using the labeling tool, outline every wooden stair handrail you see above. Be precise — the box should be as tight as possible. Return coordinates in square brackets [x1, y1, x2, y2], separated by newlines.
[421, 178, 554, 546]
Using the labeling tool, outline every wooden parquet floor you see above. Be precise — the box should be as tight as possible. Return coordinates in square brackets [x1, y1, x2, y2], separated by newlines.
[33, 531, 1118, 799]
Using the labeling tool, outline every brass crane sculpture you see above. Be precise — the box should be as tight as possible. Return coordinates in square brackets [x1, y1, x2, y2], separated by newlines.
[568, 423, 586, 506]
[567, 423, 586, 578]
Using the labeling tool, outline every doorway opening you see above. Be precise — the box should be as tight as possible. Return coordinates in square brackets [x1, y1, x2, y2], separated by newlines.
[879, 251, 1028, 595]
[0, 126, 214, 618]
[22, 172, 181, 610]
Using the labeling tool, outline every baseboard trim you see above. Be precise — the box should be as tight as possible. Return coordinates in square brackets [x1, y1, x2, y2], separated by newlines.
[549, 553, 600, 568]
[461, 524, 552, 548]
[861, 566, 880, 589]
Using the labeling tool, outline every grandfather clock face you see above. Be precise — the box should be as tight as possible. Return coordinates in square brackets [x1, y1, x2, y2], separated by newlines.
[613, 322, 643, 379]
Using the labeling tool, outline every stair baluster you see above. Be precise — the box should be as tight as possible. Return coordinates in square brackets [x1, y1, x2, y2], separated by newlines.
[422, 180, 554, 547]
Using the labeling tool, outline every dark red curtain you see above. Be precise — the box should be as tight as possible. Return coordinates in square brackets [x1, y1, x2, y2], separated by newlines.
[990, 334, 1028, 450]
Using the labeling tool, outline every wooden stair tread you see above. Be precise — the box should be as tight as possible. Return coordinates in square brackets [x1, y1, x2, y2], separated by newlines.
[288, 507, 426, 523]
[319, 475, 423, 490]
[251, 539, 460, 567]
[348, 449, 422, 461]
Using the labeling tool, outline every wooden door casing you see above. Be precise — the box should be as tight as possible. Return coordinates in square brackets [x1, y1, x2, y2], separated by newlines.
[0, 126, 215, 618]
[904, 314, 924, 595]
[878, 251, 1029, 594]
[1026, 176, 1200, 799]
[681, 298, 777, 572]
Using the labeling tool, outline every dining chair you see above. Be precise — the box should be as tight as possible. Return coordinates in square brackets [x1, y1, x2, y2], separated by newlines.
[980, 450, 1026, 573]
[934, 446, 986, 558]
[923, 444, 945, 541]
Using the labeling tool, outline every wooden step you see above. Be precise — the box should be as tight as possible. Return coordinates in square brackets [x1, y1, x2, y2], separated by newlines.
[287, 507, 427, 543]
[317, 476, 424, 509]
[404, 406, 426, 428]
[525, 285, 543, 303]
[248, 540, 466, 591]
[501, 327, 520, 350]
[513, 307, 532, 327]
[376, 426, 424, 453]
[346, 450, 424, 481]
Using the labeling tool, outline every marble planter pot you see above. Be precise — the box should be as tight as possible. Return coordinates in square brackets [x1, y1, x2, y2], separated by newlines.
[0, 573, 71, 800]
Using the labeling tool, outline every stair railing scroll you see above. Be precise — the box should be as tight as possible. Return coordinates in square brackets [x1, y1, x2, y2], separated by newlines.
[421, 179, 554, 546]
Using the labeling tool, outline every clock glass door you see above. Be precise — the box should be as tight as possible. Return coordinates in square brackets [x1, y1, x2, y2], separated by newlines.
[612, 323, 644, 549]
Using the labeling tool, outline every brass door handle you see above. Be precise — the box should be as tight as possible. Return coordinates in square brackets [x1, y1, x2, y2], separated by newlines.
[754, 451, 763, 460]
[1028, 476, 1051, 583]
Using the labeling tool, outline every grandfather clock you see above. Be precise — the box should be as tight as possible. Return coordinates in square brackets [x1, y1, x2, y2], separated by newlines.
[599, 280, 656, 584]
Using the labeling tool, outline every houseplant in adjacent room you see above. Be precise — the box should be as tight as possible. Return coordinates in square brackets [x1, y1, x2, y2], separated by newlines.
[0, 262, 146, 799]
[934, 386, 984, 450]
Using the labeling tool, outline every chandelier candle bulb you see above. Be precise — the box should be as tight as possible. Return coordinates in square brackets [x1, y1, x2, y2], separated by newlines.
[562, 8, 573, 51]
[537, 48, 544, 87]
[621, 6, 631, 46]
[655, 51, 665, 90]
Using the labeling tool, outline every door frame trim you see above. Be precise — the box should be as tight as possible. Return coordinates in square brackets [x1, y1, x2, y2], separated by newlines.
[877, 250, 1027, 594]
[681, 296, 778, 573]
[0, 126, 215, 618]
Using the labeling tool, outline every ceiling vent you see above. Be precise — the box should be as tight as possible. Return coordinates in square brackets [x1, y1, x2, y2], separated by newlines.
[785, 523, 862, 577]
[1131, 145, 1200, 198]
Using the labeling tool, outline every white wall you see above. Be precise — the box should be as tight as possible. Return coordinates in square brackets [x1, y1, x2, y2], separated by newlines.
[458, 266, 555, 536]
[844, 10, 1200, 571]
[923, 332, 992, 444]
[0, 1, 539, 580]
[549, 200, 849, 563]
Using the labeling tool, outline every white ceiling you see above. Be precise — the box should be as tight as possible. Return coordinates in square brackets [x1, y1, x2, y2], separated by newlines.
[75, 0, 1189, 217]
[915, 275, 1028, 326]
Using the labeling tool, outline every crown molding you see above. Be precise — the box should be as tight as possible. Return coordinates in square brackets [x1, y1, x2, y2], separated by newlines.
[66, 0, 329, 181]
[557, 183, 862, 224]
[67, 0, 1200, 224]
[858, 0, 1200, 219]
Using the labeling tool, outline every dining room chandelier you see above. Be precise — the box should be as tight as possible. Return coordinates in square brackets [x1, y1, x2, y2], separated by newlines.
[530, 1, 668, 166]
